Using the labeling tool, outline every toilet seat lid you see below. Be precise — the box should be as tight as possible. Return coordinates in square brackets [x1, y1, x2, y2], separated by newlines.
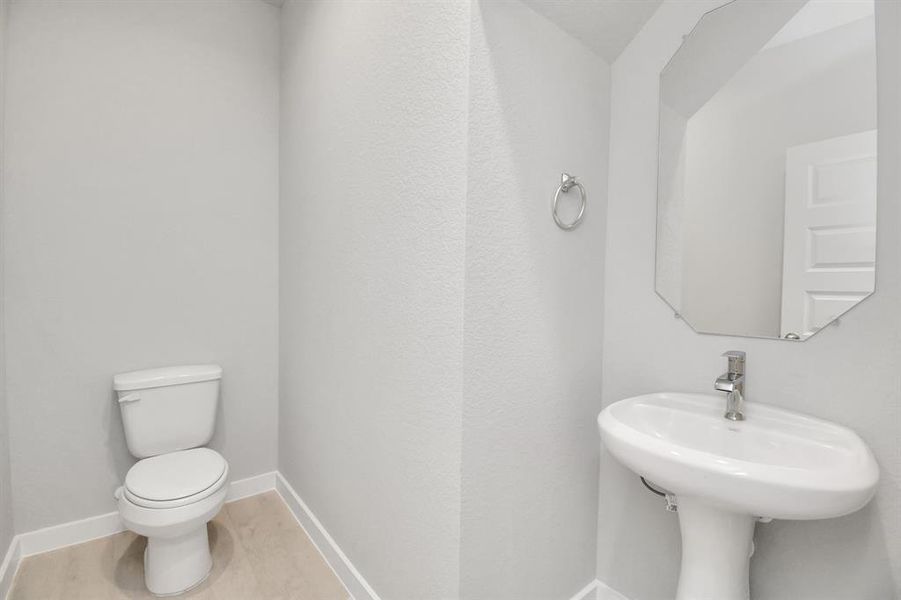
[126, 448, 227, 503]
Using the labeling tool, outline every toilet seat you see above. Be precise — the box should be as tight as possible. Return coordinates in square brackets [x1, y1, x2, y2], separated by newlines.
[125, 448, 228, 509]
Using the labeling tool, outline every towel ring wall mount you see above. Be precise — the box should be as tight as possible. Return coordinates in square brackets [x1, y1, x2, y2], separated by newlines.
[553, 172, 586, 231]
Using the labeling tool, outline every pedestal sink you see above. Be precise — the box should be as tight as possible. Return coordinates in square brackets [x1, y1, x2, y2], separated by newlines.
[598, 392, 879, 600]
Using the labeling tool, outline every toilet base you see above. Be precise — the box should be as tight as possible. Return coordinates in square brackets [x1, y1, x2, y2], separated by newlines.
[144, 526, 212, 596]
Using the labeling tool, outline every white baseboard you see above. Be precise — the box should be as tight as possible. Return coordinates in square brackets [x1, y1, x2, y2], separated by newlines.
[226, 470, 277, 503]
[567, 579, 630, 600]
[596, 579, 630, 600]
[16, 471, 277, 558]
[569, 579, 599, 600]
[275, 472, 379, 600]
[1, 470, 623, 600]
[0, 470, 278, 598]
[0, 537, 21, 600]
[18, 509, 124, 558]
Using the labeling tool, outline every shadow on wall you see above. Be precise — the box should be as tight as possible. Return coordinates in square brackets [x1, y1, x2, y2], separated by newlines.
[599, 449, 682, 597]
[104, 390, 133, 487]
[751, 500, 896, 599]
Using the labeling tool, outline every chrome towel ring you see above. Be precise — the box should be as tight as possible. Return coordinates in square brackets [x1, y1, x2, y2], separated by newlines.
[553, 172, 586, 231]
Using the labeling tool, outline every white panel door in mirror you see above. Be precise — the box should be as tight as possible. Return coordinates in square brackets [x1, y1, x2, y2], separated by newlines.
[781, 131, 876, 339]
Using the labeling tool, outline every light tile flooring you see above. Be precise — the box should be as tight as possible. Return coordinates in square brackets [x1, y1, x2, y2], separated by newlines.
[9, 491, 350, 600]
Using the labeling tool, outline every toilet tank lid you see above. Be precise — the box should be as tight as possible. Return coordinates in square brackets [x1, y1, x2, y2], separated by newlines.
[113, 364, 222, 391]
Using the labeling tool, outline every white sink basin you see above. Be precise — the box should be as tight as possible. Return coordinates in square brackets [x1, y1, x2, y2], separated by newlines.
[598, 392, 879, 520]
[598, 392, 879, 600]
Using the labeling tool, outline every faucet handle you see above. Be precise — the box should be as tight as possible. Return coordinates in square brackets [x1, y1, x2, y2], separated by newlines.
[722, 350, 746, 375]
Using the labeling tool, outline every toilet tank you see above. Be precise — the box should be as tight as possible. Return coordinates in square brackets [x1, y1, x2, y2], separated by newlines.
[113, 364, 222, 459]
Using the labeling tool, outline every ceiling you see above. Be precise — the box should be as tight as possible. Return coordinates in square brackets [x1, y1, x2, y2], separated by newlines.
[259, 0, 660, 64]
[763, 0, 873, 50]
[520, 0, 663, 63]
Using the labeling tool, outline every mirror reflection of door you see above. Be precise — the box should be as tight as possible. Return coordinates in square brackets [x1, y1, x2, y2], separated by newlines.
[780, 131, 877, 339]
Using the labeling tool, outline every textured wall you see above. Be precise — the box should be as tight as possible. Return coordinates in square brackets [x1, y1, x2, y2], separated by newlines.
[278, 1, 469, 598]
[598, 0, 901, 598]
[461, 1, 609, 598]
[0, 0, 13, 560]
[3, 0, 280, 532]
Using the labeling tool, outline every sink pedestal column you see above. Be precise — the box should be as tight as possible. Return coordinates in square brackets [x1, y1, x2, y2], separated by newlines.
[675, 496, 756, 600]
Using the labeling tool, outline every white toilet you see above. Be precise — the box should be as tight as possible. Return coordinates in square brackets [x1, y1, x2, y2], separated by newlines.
[113, 364, 229, 596]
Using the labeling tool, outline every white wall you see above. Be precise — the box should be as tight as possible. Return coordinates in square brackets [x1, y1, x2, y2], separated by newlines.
[599, 0, 901, 598]
[3, 0, 280, 533]
[278, 1, 469, 598]
[0, 0, 12, 559]
[279, 4, 611, 598]
[461, 1, 609, 598]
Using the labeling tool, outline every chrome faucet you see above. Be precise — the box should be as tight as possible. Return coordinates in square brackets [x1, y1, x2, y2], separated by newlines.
[715, 351, 746, 421]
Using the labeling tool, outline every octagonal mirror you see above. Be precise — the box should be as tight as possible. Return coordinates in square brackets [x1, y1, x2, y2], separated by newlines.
[655, 0, 878, 340]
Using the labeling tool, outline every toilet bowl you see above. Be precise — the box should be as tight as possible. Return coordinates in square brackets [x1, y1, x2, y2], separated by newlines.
[113, 364, 227, 596]
[116, 448, 229, 596]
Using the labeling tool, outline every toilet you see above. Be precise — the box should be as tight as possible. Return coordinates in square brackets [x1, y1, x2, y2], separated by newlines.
[113, 364, 229, 596]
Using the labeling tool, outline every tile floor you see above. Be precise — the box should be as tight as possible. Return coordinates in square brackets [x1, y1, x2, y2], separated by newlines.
[8, 491, 350, 600]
